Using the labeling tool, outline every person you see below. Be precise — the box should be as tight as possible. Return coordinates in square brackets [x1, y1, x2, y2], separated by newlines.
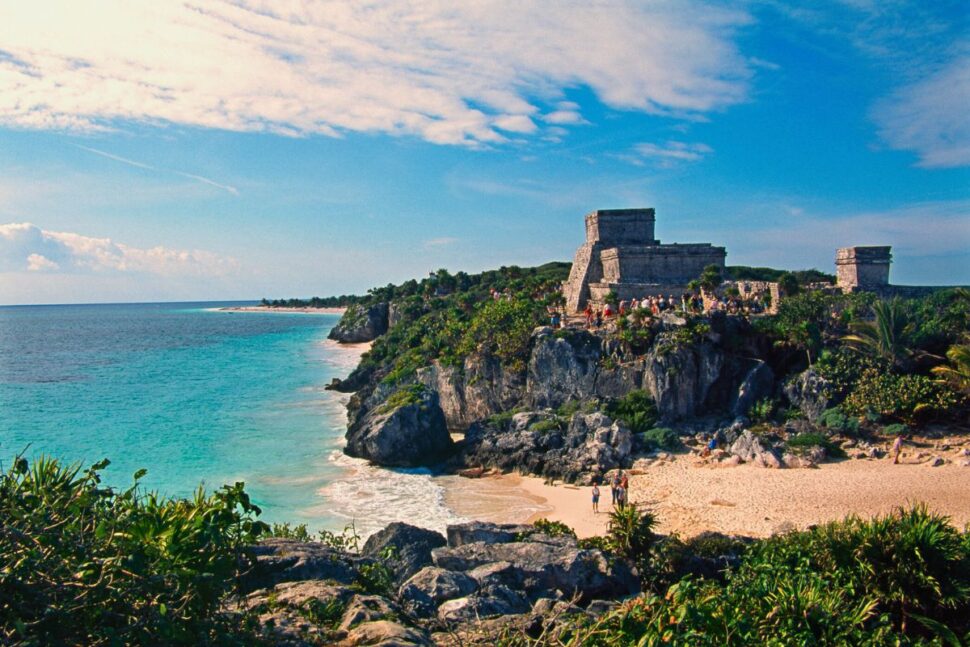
[619, 470, 629, 496]
[615, 483, 626, 509]
[595, 308, 603, 328]
[892, 434, 905, 464]
[584, 303, 593, 328]
[592, 483, 600, 513]
[603, 302, 613, 318]
[610, 471, 620, 505]
[701, 434, 718, 457]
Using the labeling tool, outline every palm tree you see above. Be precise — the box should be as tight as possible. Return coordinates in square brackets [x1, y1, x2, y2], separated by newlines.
[842, 297, 914, 371]
[932, 334, 970, 397]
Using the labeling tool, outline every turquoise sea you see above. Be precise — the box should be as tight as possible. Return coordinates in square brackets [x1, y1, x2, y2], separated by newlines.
[0, 301, 547, 535]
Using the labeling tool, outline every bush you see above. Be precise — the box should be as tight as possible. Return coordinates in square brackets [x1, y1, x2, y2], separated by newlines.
[605, 390, 658, 434]
[882, 422, 909, 437]
[377, 382, 426, 414]
[818, 406, 861, 435]
[528, 418, 562, 433]
[749, 397, 776, 422]
[530, 518, 577, 539]
[458, 297, 541, 372]
[0, 456, 269, 645]
[606, 504, 656, 564]
[785, 432, 846, 458]
[638, 427, 681, 452]
[843, 368, 959, 424]
[525, 506, 970, 646]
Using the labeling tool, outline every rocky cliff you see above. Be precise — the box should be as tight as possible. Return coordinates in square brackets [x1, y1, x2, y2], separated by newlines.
[342, 314, 778, 470]
[328, 302, 389, 343]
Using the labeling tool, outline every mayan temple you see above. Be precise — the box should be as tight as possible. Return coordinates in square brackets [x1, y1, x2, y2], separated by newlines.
[562, 208, 726, 312]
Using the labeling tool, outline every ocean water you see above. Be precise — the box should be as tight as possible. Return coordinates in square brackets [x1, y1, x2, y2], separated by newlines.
[0, 301, 495, 534]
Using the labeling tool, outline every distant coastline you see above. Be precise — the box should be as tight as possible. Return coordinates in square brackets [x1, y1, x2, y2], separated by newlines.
[218, 306, 346, 315]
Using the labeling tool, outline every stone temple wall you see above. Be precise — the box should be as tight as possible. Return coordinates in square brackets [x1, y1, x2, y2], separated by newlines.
[562, 207, 726, 312]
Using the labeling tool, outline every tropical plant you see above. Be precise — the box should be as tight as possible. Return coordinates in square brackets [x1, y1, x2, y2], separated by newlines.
[604, 390, 658, 434]
[932, 333, 970, 398]
[842, 297, 916, 371]
[606, 504, 656, 563]
[0, 455, 269, 645]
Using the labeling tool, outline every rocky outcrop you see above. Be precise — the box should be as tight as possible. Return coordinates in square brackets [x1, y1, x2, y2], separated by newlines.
[345, 389, 454, 467]
[729, 430, 783, 468]
[417, 354, 525, 430]
[362, 522, 448, 584]
[458, 411, 633, 484]
[783, 369, 832, 422]
[329, 302, 390, 343]
[244, 520, 637, 644]
[731, 360, 775, 417]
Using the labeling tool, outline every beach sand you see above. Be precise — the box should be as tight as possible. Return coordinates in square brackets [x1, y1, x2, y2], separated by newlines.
[448, 455, 970, 539]
[219, 306, 346, 314]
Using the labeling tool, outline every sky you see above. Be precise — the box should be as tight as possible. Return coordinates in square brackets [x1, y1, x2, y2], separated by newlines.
[0, 0, 968, 305]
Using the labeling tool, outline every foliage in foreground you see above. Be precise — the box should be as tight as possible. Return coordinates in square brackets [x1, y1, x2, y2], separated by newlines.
[0, 455, 269, 645]
[509, 506, 970, 646]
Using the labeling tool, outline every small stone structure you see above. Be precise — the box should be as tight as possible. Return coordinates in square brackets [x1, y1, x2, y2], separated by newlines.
[835, 246, 892, 293]
[563, 208, 726, 312]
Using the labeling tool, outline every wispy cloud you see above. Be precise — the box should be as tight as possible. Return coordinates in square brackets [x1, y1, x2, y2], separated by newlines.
[872, 52, 970, 168]
[0, 2, 752, 147]
[73, 144, 239, 195]
[0, 222, 238, 276]
[424, 237, 459, 248]
[616, 141, 714, 166]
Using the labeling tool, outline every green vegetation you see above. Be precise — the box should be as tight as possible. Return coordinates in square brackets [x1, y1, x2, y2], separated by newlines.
[785, 432, 845, 458]
[511, 506, 970, 646]
[0, 455, 269, 645]
[529, 518, 578, 539]
[604, 390, 658, 434]
[726, 265, 835, 285]
[817, 406, 861, 435]
[376, 383, 427, 414]
[637, 427, 681, 452]
[349, 263, 571, 385]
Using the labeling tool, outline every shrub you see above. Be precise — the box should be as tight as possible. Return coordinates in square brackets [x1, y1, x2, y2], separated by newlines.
[785, 432, 846, 458]
[528, 418, 562, 433]
[843, 368, 959, 424]
[606, 504, 656, 563]
[749, 397, 776, 422]
[0, 456, 269, 645]
[605, 390, 658, 434]
[882, 422, 909, 437]
[638, 427, 681, 452]
[523, 506, 970, 646]
[457, 297, 540, 372]
[377, 382, 427, 414]
[817, 406, 861, 435]
[531, 518, 577, 539]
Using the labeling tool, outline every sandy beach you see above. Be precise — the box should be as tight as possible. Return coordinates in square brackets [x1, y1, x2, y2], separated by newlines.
[449, 453, 970, 539]
[219, 306, 346, 315]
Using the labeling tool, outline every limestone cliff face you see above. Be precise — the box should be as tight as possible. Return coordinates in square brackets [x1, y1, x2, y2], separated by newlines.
[328, 302, 389, 343]
[417, 354, 525, 429]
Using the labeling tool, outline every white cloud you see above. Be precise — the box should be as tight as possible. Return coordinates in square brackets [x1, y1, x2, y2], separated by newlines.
[0, 1, 751, 147]
[26, 253, 59, 271]
[0, 222, 238, 276]
[629, 141, 713, 164]
[872, 52, 970, 168]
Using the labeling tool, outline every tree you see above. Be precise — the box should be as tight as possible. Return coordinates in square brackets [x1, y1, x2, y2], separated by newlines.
[696, 264, 723, 293]
[932, 334, 970, 398]
[778, 271, 800, 296]
[842, 297, 915, 371]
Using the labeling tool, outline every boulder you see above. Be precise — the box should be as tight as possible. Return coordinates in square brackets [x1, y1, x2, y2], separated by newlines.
[437, 585, 531, 623]
[729, 430, 783, 468]
[339, 594, 401, 631]
[925, 456, 945, 467]
[431, 536, 639, 603]
[339, 620, 433, 647]
[328, 302, 389, 343]
[446, 521, 533, 547]
[457, 412, 633, 484]
[243, 538, 374, 591]
[362, 522, 447, 584]
[345, 388, 454, 467]
[398, 567, 478, 618]
[783, 369, 832, 422]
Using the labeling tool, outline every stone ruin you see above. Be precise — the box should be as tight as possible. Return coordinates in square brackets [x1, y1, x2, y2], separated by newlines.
[835, 246, 892, 293]
[562, 208, 726, 312]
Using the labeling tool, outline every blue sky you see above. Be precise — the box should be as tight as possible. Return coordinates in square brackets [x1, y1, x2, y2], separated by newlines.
[0, 0, 967, 305]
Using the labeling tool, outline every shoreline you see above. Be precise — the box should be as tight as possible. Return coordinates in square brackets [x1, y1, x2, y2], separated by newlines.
[219, 306, 347, 315]
[443, 455, 970, 539]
